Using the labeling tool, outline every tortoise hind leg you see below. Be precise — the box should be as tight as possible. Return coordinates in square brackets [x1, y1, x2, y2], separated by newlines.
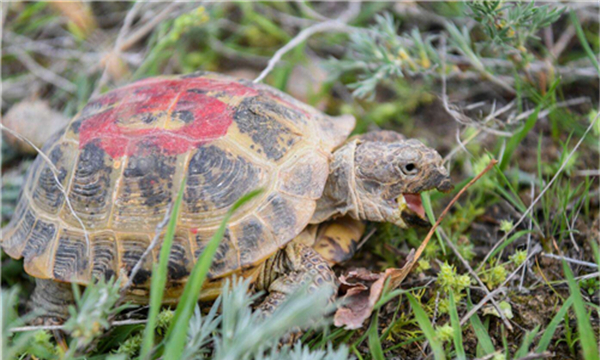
[256, 242, 337, 315]
[30, 278, 74, 324]
[30, 278, 74, 350]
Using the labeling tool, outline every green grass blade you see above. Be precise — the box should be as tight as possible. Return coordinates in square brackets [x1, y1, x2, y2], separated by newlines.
[570, 10, 600, 75]
[536, 296, 574, 353]
[448, 293, 466, 360]
[562, 259, 599, 360]
[163, 189, 262, 360]
[139, 179, 186, 360]
[421, 192, 446, 255]
[407, 293, 446, 360]
[467, 295, 495, 355]
[515, 325, 540, 358]
[367, 312, 385, 360]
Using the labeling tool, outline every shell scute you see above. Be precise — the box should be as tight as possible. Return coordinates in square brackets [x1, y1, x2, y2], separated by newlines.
[91, 232, 118, 281]
[193, 228, 240, 279]
[277, 149, 329, 199]
[31, 141, 78, 215]
[256, 192, 316, 246]
[156, 231, 192, 282]
[22, 219, 57, 278]
[230, 216, 277, 268]
[181, 143, 267, 227]
[61, 140, 115, 229]
[2, 199, 36, 258]
[52, 229, 89, 283]
[119, 233, 153, 287]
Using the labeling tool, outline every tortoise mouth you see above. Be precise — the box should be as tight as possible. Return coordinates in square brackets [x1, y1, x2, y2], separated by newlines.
[403, 193, 425, 219]
[396, 193, 431, 227]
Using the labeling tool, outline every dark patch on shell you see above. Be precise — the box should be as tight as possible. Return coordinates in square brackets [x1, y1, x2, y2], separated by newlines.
[167, 241, 190, 281]
[70, 118, 83, 134]
[259, 193, 297, 240]
[238, 219, 266, 267]
[195, 229, 235, 278]
[123, 143, 175, 208]
[233, 96, 300, 161]
[121, 236, 152, 286]
[171, 110, 194, 124]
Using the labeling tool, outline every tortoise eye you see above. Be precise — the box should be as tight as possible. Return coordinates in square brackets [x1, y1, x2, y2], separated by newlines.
[401, 163, 418, 176]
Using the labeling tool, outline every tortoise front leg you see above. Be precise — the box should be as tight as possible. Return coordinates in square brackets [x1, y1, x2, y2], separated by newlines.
[304, 216, 366, 267]
[256, 242, 337, 316]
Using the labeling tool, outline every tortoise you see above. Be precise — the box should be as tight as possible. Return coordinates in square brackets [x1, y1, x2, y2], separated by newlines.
[1, 71, 452, 325]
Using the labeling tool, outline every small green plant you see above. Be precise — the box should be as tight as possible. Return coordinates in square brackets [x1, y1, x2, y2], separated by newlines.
[435, 323, 454, 343]
[437, 262, 471, 297]
[327, 13, 439, 99]
[499, 220, 513, 233]
[468, 1, 564, 54]
[63, 278, 129, 352]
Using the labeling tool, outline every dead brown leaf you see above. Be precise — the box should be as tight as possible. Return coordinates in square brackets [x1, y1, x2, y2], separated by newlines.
[334, 251, 415, 329]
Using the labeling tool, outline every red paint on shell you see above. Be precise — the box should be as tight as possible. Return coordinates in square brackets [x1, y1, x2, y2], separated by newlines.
[78, 78, 260, 158]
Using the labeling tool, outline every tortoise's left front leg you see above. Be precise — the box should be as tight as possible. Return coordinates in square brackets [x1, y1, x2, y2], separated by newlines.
[256, 242, 338, 315]
[310, 216, 365, 267]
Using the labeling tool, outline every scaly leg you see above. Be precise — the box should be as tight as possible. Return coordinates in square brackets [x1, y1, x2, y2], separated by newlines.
[311, 216, 366, 266]
[256, 242, 337, 315]
[30, 278, 74, 350]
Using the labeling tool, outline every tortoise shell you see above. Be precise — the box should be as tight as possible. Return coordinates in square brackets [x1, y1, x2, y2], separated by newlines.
[2, 72, 355, 293]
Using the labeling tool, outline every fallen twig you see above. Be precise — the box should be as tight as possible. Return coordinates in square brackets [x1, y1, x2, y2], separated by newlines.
[9, 319, 147, 333]
[542, 253, 598, 269]
[253, 20, 353, 83]
[253, 2, 359, 84]
[118, 2, 182, 53]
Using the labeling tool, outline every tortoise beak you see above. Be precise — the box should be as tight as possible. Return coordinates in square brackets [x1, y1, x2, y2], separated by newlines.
[436, 176, 454, 193]
[434, 168, 454, 193]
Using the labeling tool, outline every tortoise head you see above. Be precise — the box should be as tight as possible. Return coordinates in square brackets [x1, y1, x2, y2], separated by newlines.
[353, 138, 452, 228]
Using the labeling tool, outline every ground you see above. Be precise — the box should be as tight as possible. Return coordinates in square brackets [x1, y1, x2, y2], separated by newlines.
[1, 2, 599, 360]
